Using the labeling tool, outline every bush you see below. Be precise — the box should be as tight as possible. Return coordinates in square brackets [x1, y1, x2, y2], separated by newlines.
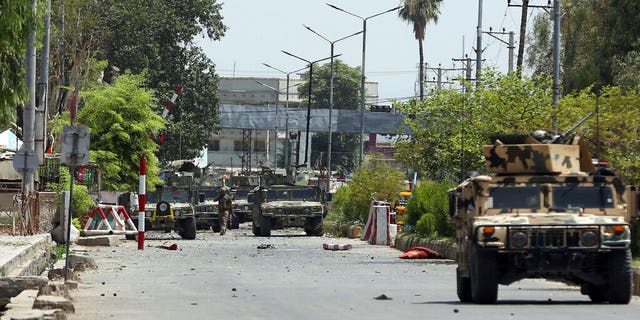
[405, 180, 455, 238]
[53, 167, 96, 218]
[329, 159, 404, 236]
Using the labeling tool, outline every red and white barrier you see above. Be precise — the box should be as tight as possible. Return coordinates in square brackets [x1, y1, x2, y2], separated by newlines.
[361, 201, 395, 246]
[83, 205, 138, 236]
[138, 155, 146, 250]
[162, 85, 183, 118]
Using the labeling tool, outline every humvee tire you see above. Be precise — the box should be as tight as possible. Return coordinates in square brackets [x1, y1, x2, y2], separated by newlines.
[456, 267, 473, 302]
[470, 248, 498, 304]
[259, 216, 272, 237]
[179, 216, 197, 240]
[607, 249, 632, 304]
[304, 217, 323, 236]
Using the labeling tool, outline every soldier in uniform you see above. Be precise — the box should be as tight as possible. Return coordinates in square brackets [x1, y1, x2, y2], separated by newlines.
[214, 186, 233, 235]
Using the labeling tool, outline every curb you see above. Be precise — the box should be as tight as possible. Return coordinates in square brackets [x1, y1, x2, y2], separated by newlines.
[394, 233, 640, 296]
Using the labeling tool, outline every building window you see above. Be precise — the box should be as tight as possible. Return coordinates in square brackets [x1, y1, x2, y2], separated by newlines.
[253, 140, 266, 152]
[208, 140, 220, 151]
[233, 140, 245, 152]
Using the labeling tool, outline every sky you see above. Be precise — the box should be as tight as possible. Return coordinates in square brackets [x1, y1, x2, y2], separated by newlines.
[197, 0, 542, 102]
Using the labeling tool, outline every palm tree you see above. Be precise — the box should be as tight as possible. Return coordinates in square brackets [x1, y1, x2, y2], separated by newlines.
[399, 0, 443, 101]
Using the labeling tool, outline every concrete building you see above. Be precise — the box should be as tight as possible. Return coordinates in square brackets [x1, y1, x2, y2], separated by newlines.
[209, 76, 380, 173]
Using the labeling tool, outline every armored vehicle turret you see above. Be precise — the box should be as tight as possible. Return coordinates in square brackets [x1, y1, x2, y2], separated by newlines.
[450, 125, 638, 304]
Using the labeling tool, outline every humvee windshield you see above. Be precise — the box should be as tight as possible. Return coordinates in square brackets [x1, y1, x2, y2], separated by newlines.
[488, 187, 540, 209]
[290, 188, 317, 201]
[552, 186, 615, 209]
[147, 191, 190, 203]
[265, 188, 317, 201]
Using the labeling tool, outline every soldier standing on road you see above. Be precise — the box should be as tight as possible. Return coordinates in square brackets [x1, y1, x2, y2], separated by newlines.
[214, 186, 233, 235]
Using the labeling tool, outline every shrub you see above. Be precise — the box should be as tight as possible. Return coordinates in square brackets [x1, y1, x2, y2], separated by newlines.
[405, 180, 455, 238]
[329, 159, 404, 235]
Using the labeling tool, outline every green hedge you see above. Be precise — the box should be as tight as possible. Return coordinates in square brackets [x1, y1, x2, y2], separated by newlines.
[404, 181, 455, 238]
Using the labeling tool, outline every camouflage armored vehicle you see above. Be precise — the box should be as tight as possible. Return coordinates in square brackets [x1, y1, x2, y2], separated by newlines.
[230, 174, 260, 225]
[119, 160, 200, 239]
[248, 167, 326, 237]
[449, 127, 637, 304]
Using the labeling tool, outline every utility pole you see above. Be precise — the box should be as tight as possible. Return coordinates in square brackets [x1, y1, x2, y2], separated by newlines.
[424, 63, 461, 91]
[551, 0, 561, 133]
[508, 0, 557, 130]
[475, 0, 483, 87]
[483, 27, 515, 73]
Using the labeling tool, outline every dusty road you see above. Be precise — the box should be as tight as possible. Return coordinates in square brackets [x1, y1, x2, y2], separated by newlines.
[67, 226, 640, 320]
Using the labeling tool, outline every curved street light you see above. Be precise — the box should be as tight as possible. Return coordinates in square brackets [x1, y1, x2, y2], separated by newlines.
[260, 64, 307, 168]
[303, 24, 362, 193]
[281, 51, 341, 169]
[326, 3, 402, 166]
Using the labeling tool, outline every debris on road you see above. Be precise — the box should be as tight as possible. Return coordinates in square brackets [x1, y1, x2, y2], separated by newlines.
[373, 294, 392, 300]
[257, 243, 276, 249]
[399, 246, 443, 259]
[323, 243, 352, 250]
[157, 242, 178, 250]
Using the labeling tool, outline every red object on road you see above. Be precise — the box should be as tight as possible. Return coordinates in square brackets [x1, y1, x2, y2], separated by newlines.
[399, 246, 444, 259]
[158, 242, 178, 250]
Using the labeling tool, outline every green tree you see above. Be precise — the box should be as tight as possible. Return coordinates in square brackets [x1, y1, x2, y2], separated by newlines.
[525, 13, 553, 78]
[560, 1, 640, 93]
[95, 0, 227, 163]
[297, 60, 361, 175]
[75, 73, 165, 191]
[395, 70, 553, 181]
[559, 86, 640, 185]
[0, 0, 43, 129]
[399, 0, 442, 101]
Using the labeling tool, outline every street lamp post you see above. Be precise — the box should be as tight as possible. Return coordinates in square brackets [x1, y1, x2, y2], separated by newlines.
[281, 51, 340, 169]
[304, 25, 362, 193]
[327, 4, 402, 166]
[261, 63, 307, 169]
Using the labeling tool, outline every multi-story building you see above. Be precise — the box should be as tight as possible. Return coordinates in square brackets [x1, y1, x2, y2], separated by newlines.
[209, 76, 379, 173]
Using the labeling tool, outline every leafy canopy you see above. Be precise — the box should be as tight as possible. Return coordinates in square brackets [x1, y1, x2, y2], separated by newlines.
[75, 72, 164, 191]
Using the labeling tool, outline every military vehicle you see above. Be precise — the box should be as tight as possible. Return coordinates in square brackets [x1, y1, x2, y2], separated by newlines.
[248, 166, 326, 237]
[449, 119, 637, 304]
[119, 161, 199, 239]
[230, 174, 260, 225]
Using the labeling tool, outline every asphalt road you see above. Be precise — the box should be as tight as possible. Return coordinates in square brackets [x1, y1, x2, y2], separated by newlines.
[67, 225, 640, 320]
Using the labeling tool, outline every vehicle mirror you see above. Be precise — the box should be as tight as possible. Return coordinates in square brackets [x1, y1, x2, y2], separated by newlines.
[198, 192, 205, 203]
[326, 192, 333, 202]
[247, 193, 255, 204]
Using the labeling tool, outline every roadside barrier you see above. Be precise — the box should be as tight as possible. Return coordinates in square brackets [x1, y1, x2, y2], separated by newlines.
[83, 205, 138, 236]
[361, 200, 397, 246]
[323, 243, 352, 250]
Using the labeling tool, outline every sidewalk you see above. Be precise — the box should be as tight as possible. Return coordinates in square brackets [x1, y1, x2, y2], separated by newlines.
[0, 234, 52, 277]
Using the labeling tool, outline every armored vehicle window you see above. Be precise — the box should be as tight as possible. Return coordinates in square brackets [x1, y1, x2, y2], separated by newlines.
[488, 187, 540, 209]
[267, 190, 289, 201]
[233, 189, 249, 198]
[146, 191, 190, 202]
[551, 186, 614, 209]
[290, 188, 317, 200]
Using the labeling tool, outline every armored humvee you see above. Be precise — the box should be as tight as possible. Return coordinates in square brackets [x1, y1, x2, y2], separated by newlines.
[248, 167, 326, 237]
[449, 131, 637, 304]
[230, 174, 260, 225]
[119, 161, 199, 239]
